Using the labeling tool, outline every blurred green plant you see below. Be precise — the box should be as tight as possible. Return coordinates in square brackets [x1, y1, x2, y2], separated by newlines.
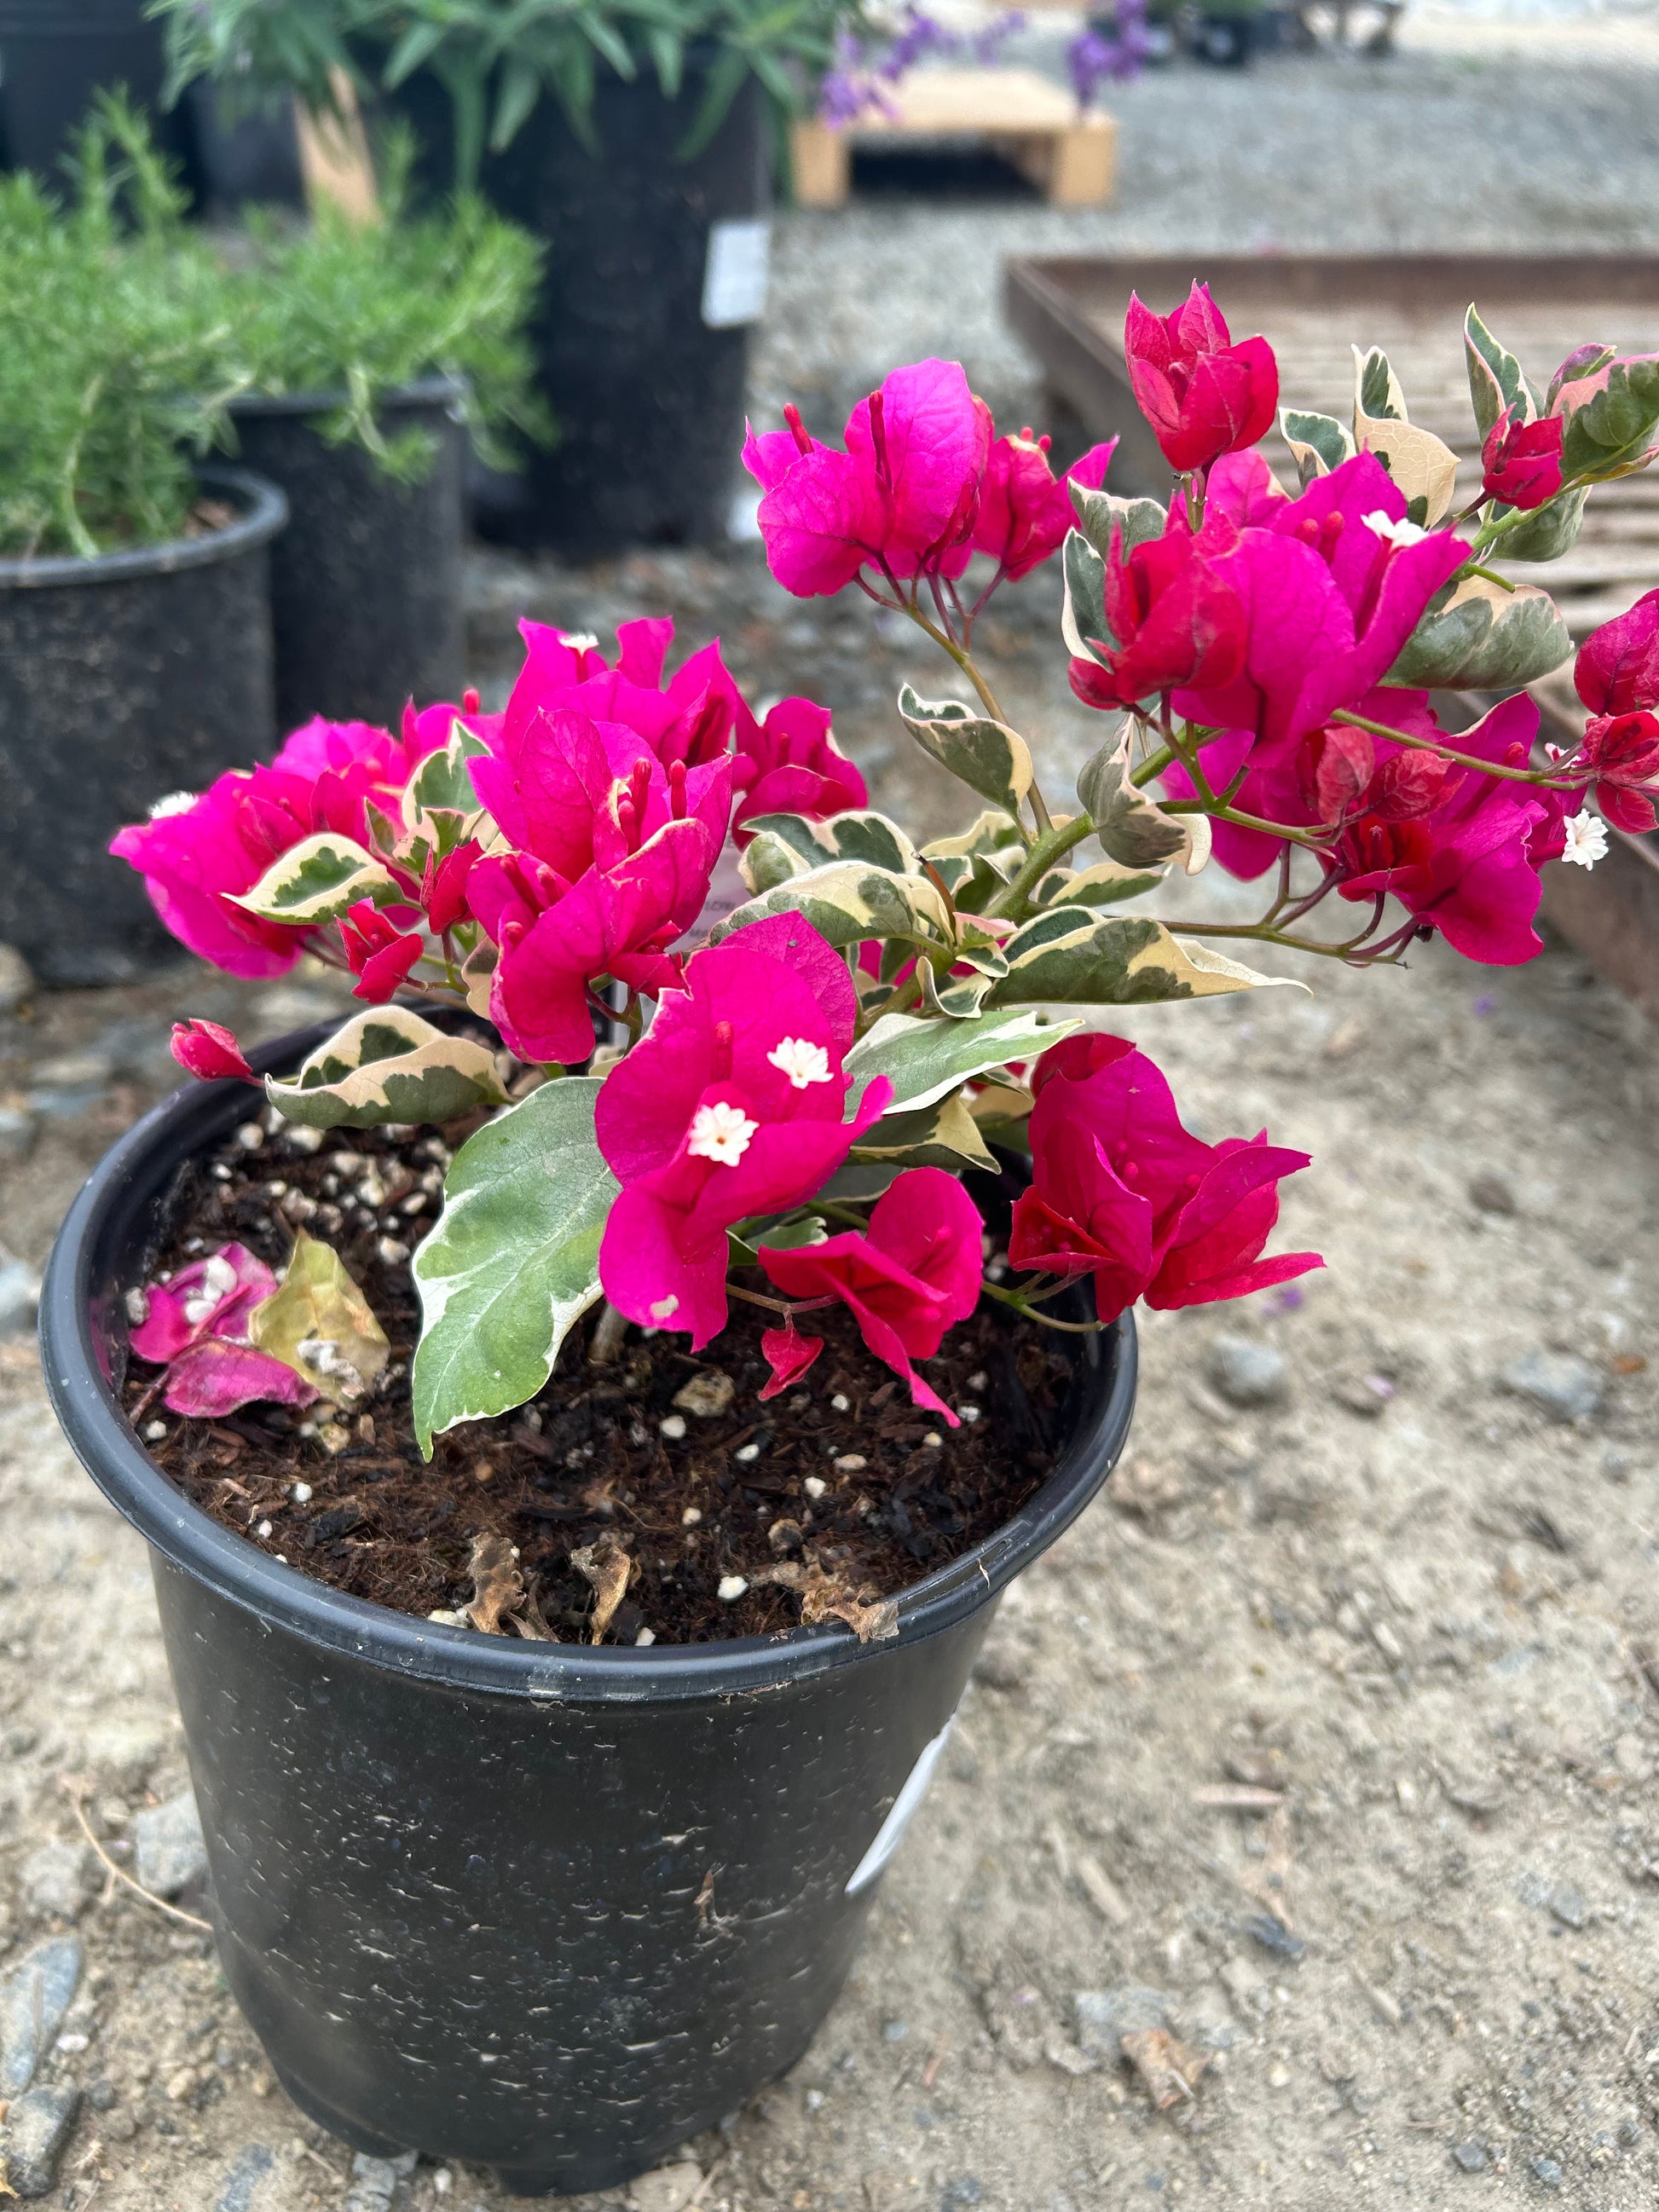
[0, 95, 234, 558]
[150, 0, 864, 180]
[0, 95, 546, 559]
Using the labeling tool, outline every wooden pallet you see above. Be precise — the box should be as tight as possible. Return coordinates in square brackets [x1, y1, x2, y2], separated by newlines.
[1005, 252, 1659, 638]
[792, 71, 1116, 210]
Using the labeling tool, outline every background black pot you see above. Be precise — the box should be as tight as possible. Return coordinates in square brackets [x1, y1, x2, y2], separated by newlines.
[0, 0, 202, 193]
[0, 465, 286, 985]
[389, 64, 771, 555]
[41, 1033, 1136, 2195]
[228, 378, 466, 729]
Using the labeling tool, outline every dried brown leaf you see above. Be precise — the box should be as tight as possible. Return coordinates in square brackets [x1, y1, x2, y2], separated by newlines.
[758, 1560, 899, 1643]
[464, 1533, 524, 1636]
[1120, 2025, 1209, 2110]
[570, 1529, 633, 1643]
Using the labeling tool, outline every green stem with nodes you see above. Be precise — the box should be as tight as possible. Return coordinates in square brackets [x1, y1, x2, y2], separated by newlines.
[981, 1279, 1104, 1335]
[1128, 741, 1176, 789]
[985, 812, 1097, 920]
[1330, 707, 1583, 789]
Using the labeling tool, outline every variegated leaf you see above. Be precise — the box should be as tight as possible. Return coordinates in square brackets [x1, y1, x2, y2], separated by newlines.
[266, 1008, 507, 1130]
[1280, 408, 1356, 488]
[1464, 305, 1535, 442]
[897, 685, 1033, 822]
[1078, 725, 1210, 875]
[1387, 574, 1572, 688]
[248, 1231, 390, 1407]
[738, 808, 917, 895]
[232, 833, 400, 926]
[1353, 347, 1460, 527]
[710, 861, 955, 954]
[845, 1008, 1082, 1116]
[987, 910, 1303, 1008]
[1033, 858, 1164, 910]
[1069, 482, 1167, 563]
[851, 1091, 997, 1175]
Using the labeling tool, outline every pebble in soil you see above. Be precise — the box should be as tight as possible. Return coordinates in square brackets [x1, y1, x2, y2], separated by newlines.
[124, 1110, 1083, 1644]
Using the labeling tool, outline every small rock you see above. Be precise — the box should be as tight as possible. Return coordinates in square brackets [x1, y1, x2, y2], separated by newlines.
[133, 1790, 207, 1900]
[1452, 2140, 1490, 2174]
[77, 1716, 169, 1792]
[1073, 1985, 1171, 2057]
[340, 2152, 416, 2212]
[3, 2084, 80, 2198]
[882, 2019, 909, 2043]
[628, 2164, 703, 2212]
[1500, 1352, 1603, 1425]
[1207, 1336, 1289, 1410]
[716, 1575, 748, 1603]
[0, 1106, 36, 1162]
[19, 1842, 93, 1921]
[1268, 2060, 1291, 2088]
[673, 1371, 734, 1419]
[0, 1937, 83, 2095]
[212, 2143, 280, 2212]
[1469, 1171, 1517, 1216]
[0, 942, 34, 1015]
[659, 1414, 688, 1441]
[1332, 1371, 1394, 1418]
[1246, 1912, 1308, 1962]
[0, 1259, 39, 1338]
[1546, 1881, 1587, 1931]
[941, 2186, 983, 2210]
[1529, 2154, 1564, 2190]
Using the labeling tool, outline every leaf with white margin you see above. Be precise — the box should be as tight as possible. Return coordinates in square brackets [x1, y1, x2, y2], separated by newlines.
[1280, 408, 1356, 488]
[402, 723, 494, 827]
[1068, 483, 1167, 563]
[850, 1092, 997, 1175]
[987, 910, 1306, 1007]
[897, 685, 1034, 823]
[411, 1077, 617, 1454]
[845, 1008, 1084, 1117]
[1387, 574, 1572, 689]
[738, 809, 917, 895]
[1032, 858, 1164, 910]
[232, 833, 400, 926]
[709, 862, 955, 954]
[1464, 304, 1536, 442]
[266, 1008, 507, 1130]
[1352, 347, 1460, 528]
[1492, 483, 1589, 564]
[1078, 724, 1210, 875]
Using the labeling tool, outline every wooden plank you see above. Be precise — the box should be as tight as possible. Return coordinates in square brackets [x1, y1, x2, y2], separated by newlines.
[1007, 252, 1659, 590]
[793, 72, 1115, 209]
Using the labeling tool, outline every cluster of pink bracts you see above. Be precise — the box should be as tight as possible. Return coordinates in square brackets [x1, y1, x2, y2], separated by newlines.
[120, 281, 1659, 1427]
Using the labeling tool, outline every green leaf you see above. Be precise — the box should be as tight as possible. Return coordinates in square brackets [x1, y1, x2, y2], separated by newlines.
[1069, 483, 1166, 563]
[1033, 859, 1164, 910]
[1386, 575, 1573, 689]
[1463, 304, 1534, 442]
[1492, 484, 1589, 563]
[897, 684, 1033, 822]
[1352, 347, 1459, 527]
[710, 862, 954, 955]
[411, 1077, 617, 1454]
[1280, 408, 1355, 488]
[231, 833, 400, 926]
[738, 808, 917, 895]
[919, 812, 1025, 910]
[1555, 353, 1659, 479]
[986, 911, 1303, 1008]
[247, 1230, 390, 1408]
[403, 722, 492, 823]
[851, 1092, 997, 1175]
[845, 1008, 1083, 1115]
[1061, 528, 1107, 661]
[266, 1008, 507, 1131]
[1077, 724, 1208, 875]
[916, 957, 998, 1021]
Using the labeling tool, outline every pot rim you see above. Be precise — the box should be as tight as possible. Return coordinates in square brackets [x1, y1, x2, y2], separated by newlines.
[0, 466, 288, 592]
[41, 1021, 1136, 1705]
[228, 374, 468, 422]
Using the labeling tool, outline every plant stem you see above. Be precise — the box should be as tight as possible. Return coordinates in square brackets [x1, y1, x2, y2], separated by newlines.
[986, 813, 1096, 919]
[1330, 707, 1582, 788]
[981, 1279, 1104, 1334]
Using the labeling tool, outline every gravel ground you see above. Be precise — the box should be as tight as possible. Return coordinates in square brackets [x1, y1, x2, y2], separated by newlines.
[4, 20, 1659, 2212]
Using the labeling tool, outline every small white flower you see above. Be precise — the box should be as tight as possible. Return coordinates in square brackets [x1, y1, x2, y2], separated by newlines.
[766, 1036, 834, 1089]
[687, 1099, 759, 1165]
[147, 789, 199, 819]
[1561, 809, 1609, 869]
[1361, 510, 1428, 550]
[558, 630, 600, 653]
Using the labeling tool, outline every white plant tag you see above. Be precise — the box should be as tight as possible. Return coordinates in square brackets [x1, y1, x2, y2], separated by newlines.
[844, 1715, 956, 1895]
[702, 218, 772, 330]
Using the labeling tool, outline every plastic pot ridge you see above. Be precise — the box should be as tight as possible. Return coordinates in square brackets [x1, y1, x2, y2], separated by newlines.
[41, 1030, 1136, 2194]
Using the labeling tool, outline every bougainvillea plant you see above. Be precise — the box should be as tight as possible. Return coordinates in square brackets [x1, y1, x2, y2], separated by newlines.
[115, 288, 1659, 1497]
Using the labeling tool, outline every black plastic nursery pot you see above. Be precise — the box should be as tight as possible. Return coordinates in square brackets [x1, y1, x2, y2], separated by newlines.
[388, 65, 771, 554]
[40, 1025, 1138, 2196]
[0, 0, 202, 194]
[228, 380, 467, 730]
[0, 466, 287, 986]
